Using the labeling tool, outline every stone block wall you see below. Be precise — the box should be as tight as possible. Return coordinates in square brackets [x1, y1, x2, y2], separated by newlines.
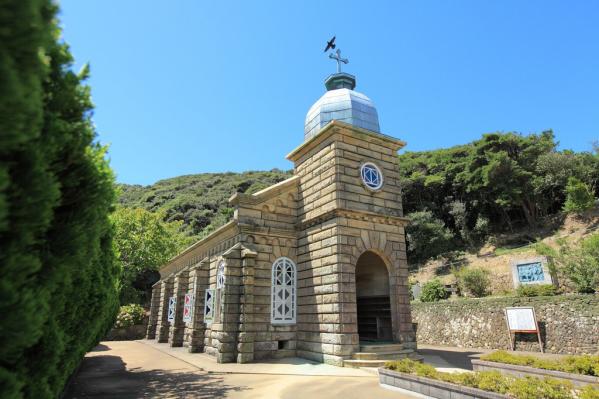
[412, 295, 599, 354]
[183, 259, 209, 352]
[155, 276, 174, 343]
[168, 269, 189, 347]
[146, 284, 161, 339]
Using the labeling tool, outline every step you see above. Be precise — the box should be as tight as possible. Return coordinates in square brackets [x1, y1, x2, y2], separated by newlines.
[359, 343, 404, 353]
[352, 349, 413, 360]
[343, 359, 388, 368]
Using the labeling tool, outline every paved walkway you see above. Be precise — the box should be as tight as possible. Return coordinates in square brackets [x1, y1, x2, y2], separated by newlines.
[64, 341, 413, 398]
[65, 340, 568, 398]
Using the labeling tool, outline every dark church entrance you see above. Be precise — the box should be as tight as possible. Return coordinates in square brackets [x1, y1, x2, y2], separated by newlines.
[355, 251, 393, 342]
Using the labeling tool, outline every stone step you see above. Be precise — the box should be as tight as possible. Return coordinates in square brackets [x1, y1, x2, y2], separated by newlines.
[359, 344, 404, 353]
[343, 359, 388, 368]
[352, 349, 413, 360]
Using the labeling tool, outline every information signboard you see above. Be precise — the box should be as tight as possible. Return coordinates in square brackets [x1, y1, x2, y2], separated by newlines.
[505, 307, 537, 332]
[504, 307, 543, 352]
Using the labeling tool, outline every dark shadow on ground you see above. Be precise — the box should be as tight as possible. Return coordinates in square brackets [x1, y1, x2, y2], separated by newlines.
[417, 348, 485, 371]
[63, 355, 247, 398]
[91, 343, 111, 352]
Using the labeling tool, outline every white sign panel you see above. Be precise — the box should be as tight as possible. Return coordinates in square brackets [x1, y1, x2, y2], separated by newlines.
[505, 307, 537, 331]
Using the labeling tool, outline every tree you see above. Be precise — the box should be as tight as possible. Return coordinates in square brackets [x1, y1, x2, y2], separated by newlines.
[0, 2, 55, 396]
[537, 234, 599, 294]
[405, 211, 454, 265]
[563, 177, 595, 213]
[112, 207, 193, 304]
[1, 2, 119, 397]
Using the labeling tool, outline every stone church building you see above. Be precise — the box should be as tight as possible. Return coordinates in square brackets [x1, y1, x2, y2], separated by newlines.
[146, 68, 416, 366]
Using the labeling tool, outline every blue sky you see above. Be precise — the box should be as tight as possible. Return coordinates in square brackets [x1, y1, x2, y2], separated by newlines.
[59, 0, 599, 185]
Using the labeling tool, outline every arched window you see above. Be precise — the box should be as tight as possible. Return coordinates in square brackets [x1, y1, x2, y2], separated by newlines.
[271, 257, 297, 324]
[216, 260, 225, 289]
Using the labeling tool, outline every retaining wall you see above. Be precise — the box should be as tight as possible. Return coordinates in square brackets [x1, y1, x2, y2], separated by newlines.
[411, 294, 599, 354]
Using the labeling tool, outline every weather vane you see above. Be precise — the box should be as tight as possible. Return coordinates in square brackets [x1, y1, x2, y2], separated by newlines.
[324, 36, 348, 73]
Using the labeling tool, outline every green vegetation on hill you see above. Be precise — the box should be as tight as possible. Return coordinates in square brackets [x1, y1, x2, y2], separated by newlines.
[399, 131, 599, 264]
[118, 169, 292, 238]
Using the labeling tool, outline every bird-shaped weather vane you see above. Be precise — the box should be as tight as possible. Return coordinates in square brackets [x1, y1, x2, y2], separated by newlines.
[324, 36, 348, 73]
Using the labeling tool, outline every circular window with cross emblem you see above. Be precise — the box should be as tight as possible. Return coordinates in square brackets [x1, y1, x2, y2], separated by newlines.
[360, 162, 384, 191]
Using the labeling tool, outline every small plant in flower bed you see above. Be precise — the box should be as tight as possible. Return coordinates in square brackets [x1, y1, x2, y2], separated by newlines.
[481, 351, 599, 376]
[384, 359, 599, 399]
[115, 304, 146, 328]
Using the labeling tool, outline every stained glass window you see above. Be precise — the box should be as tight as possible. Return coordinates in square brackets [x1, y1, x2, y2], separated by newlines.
[167, 296, 176, 323]
[271, 257, 296, 324]
[360, 162, 384, 190]
[204, 289, 214, 323]
[216, 260, 226, 289]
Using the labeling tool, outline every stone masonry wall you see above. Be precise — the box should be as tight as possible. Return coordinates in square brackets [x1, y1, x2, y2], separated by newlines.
[412, 295, 599, 354]
[292, 124, 414, 365]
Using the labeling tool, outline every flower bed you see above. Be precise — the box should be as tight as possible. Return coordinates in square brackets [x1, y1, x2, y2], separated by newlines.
[480, 351, 599, 377]
[473, 351, 599, 388]
[380, 359, 599, 399]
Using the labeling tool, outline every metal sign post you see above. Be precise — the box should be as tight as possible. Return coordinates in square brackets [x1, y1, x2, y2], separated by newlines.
[504, 307, 544, 353]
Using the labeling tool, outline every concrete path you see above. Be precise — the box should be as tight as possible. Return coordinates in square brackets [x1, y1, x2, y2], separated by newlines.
[64, 341, 414, 399]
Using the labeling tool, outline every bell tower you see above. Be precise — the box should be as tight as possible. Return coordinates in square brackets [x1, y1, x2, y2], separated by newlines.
[288, 49, 415, 365]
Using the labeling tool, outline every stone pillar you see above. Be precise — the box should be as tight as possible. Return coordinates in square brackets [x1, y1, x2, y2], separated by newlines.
[145, 282, 162, 339]
[184, 258, 210, 352]
[168, 269, 190, 347]
[237, 246, 257, 363]
[210, 245, 242, 363]
[156, 276, 174, 343]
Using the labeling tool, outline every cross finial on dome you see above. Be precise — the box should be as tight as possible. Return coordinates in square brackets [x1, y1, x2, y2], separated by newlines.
[328, 49, 349, 73]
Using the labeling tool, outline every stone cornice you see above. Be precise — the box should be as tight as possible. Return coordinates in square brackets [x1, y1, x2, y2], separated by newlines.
[229, 175, 299, 206]
[160, 220, 238, 276]
[298, 208, 409, 230]
[238, 223, 297, 240]
[286, 120, 407, 163]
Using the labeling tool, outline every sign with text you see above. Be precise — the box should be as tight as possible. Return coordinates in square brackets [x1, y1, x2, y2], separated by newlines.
[505, 307, 537, 332]
[504, 306, 543, 352]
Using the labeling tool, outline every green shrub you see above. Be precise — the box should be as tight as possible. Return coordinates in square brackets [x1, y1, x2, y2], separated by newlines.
[456, 267, 491, 297]
[481, 350, 599, 376]
[0, 3, 120, 398]
[516, 284, 557, 297]
[508, 376, 573, 399]
[538, 233, 599, 293]
[115, 304, 146, 328]
[384, 359, 577, 399]
[579, 385, 599, 399]
[563, 177, 596, 213]
[419, 279, 449, 302]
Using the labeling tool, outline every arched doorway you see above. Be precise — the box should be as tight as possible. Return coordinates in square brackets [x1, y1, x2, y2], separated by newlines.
[355, 251, 393, 341]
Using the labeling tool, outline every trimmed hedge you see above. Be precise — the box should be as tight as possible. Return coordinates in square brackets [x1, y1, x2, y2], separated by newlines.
[0, 2, 119, 398]
[384, 359, 599, 399]
[481, 351, 599, 377]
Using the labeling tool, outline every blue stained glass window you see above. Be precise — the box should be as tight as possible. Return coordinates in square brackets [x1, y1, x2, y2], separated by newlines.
[517, 262, 545, 283]
[360, 162, 383, 190]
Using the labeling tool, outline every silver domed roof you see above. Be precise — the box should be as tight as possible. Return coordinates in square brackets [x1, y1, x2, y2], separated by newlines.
[304, 74, 380, 141]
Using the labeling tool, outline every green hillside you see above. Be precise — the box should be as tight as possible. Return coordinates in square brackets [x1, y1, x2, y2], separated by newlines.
[118, 169, 292, 238]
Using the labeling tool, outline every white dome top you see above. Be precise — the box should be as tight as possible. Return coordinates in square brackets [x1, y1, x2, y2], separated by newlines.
[304, 88, 380, 141]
